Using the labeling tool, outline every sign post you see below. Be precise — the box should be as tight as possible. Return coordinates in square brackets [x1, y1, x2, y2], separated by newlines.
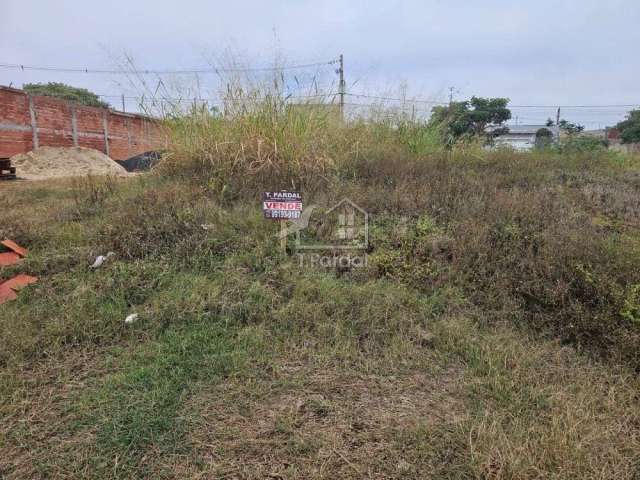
[262, 191, 303, 254]
[280, 220, 287, 252]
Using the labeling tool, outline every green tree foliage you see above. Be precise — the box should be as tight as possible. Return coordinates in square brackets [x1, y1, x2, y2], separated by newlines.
[429, 97, 511, 144]
[535, 127, 554, 149]
[23, 82, 109, 108]
[559, 119, 584, 134]
[557, 135, 608, 153]
[615, 109, 640, 144]
[546, 118, 584, 134]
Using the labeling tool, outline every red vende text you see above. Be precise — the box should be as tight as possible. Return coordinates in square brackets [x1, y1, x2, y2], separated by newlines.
[264, 202, 303, 210]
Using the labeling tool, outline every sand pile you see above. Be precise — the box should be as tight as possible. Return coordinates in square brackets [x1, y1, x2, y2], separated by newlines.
[10, 147, 128, 180]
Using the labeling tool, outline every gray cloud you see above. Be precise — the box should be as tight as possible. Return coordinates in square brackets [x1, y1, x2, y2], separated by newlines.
[1, 0, 638, 128]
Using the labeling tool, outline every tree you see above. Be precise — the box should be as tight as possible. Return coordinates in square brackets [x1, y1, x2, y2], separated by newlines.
[546, 118, 584, 134]
[615, 109, 640, 144]
[559, 119, 584, 134]
[23, 82, 109, 108]
[558, 135, 607, 153]
[535, 127, 553, 149]
[429, 96, 511, 144]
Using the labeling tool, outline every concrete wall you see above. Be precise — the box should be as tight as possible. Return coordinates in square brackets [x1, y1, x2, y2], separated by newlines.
[0, 85, 167, 160]
[610, 141, 640, 154]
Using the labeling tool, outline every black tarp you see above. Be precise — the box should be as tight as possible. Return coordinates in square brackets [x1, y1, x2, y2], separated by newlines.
[116, 151, 162, 172]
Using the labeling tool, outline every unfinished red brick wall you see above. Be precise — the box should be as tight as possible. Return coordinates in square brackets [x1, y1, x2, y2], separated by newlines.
[0, 87, 32, 157]
[0, 85, 167, 160]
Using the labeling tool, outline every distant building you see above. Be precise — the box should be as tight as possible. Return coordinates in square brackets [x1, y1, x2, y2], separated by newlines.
[606, 127, 640, 153]
[606, 128, 620, 142]
[490, 124, 560, 151]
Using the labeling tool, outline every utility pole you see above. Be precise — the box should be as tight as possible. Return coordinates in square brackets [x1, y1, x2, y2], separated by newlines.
[338, 54, 345, 120]
[449, 86, 455, 106]
[556, 107, 561, 139]
[121, 94, 126, 113]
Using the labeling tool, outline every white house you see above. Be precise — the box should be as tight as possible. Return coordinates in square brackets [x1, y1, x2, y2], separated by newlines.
[491, 124, 560, 151]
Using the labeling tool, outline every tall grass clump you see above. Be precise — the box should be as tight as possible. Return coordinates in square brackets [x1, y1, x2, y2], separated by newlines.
[160, 89, 342, 194]
[156, 72, 447, 196]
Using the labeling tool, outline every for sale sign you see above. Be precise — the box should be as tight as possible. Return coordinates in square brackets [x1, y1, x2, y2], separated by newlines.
[263, 191, 303, 220]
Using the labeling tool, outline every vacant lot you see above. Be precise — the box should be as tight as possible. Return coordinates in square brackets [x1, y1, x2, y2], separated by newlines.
[1, 117, 640, 478]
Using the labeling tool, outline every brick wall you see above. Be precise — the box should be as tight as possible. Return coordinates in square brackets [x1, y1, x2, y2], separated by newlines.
[0, 85, 167, 160]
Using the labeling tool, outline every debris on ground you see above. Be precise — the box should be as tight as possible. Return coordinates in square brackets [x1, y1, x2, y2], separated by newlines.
[1, 274, 38, 291]
[0, 275, 38, 305]
[115, 151, 162, 172]
[89, 252, 115, 269]
[10, 146, 128, 180]
[0, 158, 17, 180]
[0, 240, 38, 305]
[124, 313, 139, 325]
[0, 252, 21, 266]
[0, 239, 28, 266]
[1, 239, 28, 257]
[0, 284, 17, 303]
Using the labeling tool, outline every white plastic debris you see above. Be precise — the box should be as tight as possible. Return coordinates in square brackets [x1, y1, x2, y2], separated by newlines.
[90, 252, 115, 269]
[124, 313, 139, 325]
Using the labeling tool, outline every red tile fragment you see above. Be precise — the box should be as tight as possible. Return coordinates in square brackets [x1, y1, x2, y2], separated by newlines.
[0, 252, 21, 266]
[1, 240, 28, 257]
[0, 284, 18, 304]
[1, 274, 38, 291]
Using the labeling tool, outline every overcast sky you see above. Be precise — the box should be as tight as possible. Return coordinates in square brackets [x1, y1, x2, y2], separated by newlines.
[1, 0, 639, 128]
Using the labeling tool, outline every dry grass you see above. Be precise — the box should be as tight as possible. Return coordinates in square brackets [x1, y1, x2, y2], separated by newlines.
[2, 314, 639, 479]
[0, 348, 107, 479]
[435, 318, 640, 479]
[179, 360, 465, 479]
[87, 317, 639, 480]
[1, 101, 640, 478]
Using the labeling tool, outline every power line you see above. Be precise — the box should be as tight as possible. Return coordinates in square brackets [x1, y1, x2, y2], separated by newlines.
[345, 92, 638, 109]
[93, 95, 633, 119]
[3, 59, 636, 110]
[508, 104, 639, 108]
[0, 59, 338, 75]
[95, 93, 338, 103]
[2, 57, 637, 110]
[91, 94, 635, 110]
[346, 93, 448, 105]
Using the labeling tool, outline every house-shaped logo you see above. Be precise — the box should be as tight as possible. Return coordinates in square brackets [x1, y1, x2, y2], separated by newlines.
[295, 198, 368, 250]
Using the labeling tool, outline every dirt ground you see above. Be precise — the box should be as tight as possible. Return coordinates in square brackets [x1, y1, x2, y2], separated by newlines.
[10, 147, 127, 180]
